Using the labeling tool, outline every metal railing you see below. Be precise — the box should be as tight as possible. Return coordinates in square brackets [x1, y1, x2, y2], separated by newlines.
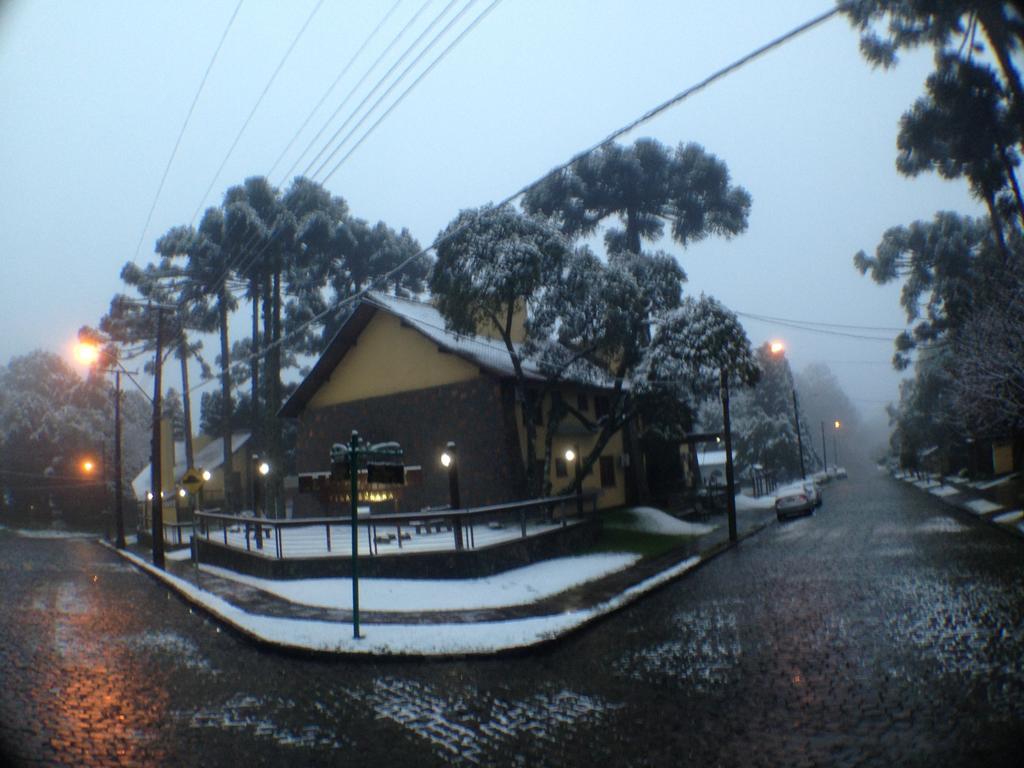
[193, 493, 598, 560]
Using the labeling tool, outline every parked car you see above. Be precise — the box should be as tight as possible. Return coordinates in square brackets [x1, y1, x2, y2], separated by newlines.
[775, 485, 817, 521]
[803, 480, 823, 508]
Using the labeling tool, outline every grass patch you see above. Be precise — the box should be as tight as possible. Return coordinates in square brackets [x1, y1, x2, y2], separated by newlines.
[587, 525, 691, 558]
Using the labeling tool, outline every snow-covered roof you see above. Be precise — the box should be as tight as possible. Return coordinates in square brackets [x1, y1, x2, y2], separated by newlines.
[280, 291, 618, 418]
[130, 431, 251, 498]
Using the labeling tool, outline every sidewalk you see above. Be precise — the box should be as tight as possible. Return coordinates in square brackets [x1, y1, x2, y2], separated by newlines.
[890, 469, 1024, 538]
[105, 503, 778, 658]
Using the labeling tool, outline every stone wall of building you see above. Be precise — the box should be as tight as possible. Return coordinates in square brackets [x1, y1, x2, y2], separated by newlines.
[291, 377, 528, 516]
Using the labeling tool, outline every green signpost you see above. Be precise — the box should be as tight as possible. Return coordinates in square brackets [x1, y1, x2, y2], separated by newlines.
[330, 432, 404, 639]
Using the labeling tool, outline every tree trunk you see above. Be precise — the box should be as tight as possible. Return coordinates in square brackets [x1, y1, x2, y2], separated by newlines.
[269, 268, 283, 516]
[250, 279, 261, 460]
[998, 148, 1024, 228]
[983, 189, 1011, 264]
[625, 207, 641, 253]
[978, 10, 1024, 122]
[218, 290, 235, 511]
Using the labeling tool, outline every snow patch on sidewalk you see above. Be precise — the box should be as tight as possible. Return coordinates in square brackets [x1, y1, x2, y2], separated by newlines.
[200, 552, 640, 612]
[965, 499, 1003, 515]
[111, 545, 701, 655]
[929, 485, 959, 497]
[734, 494, 775, 511]
[975, 473, 1017, 490]
[993, 509, 1023, 525]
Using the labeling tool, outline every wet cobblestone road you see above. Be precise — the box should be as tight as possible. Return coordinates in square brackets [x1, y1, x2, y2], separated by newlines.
[2, 463, 1023, 767]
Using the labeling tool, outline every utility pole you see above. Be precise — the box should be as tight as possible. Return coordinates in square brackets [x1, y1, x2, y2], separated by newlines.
[720, 368, 737, 543]
[114, 370, 125, 549]
[150, 304, 166, 569]
[792, 388, 806, 479]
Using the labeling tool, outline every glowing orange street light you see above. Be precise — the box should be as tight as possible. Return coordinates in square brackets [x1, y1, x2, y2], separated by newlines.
[81, 459, 96, 474]
[75, 342, 100, 366]
[769, 340, 785, 355]
[834, 420, 842, 430]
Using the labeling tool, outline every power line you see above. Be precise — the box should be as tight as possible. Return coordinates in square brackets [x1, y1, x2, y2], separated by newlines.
[132, 0, 245, 263]
[737, 313, 894, 341]
[736, 311, 905, 333]
[323, 0, 504, 184]
[302, 0, 462, 180]
[219, 0, 438, 294]
[189, 0, 327, 226]
[279, 0, 435, 185]
[267, 0, 406, 182]
[223, 0, 472, 301]
[183, 3, 848, 396]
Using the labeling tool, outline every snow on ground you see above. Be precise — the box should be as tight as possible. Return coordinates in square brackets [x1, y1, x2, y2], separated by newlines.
[734, 493, 775, 511]
[975, 473, 1018, 490]
[965, 499, 1003, 515]
[914, 479, 941, 489]
[929, 485, 960, 497]
[917, 517, 970, 534]
[198, 518, 569, 559]
[111, 545, 701, 655]
[166, 547, 193, 561]
[607, 507, 715, 536]
[199, 553, 640, 612]
[993, 509, 1024, 525]
[0, 524, 97, 540]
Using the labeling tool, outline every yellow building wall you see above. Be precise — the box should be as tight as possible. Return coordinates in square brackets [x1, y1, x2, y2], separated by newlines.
[476, 301, 528, 344]
[309, 312, 482, 409]
[515, 389, 628, 510]
[992, 442, 1014, 475]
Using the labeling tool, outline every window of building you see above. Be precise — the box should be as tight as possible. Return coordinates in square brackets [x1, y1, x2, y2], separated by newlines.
[577, 393, 588, 413]
[555, 458, 568, 478]
[599, 455, 616, 488]
[594, 395, 610, 420]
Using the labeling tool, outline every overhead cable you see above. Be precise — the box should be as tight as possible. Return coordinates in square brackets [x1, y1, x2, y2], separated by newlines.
[323, 0, 504, 183]
[184, 3, 846, 395]
[189, 0, 327, 226]
[131, 0, 245, 263]
[267, 0, 406, 181]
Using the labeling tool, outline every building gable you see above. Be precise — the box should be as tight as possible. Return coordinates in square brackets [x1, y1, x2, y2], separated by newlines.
[307, 309, 482, 409]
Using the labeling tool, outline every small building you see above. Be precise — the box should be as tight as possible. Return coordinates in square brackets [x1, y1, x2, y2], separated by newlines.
[279, 292, 642, 515]
[696, 448, 734, 487]
[131, 430, 255, 536]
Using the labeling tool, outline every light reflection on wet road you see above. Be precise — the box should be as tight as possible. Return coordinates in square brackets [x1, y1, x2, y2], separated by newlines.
[1, 464, 1022, 766]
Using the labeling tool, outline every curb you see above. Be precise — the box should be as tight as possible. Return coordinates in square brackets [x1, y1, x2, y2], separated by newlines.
[100, 514, 775, 659]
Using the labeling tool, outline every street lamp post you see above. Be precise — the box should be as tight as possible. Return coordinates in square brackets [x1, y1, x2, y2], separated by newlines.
[820, 420, 828, 473]
[833, 420, 841, 467]
[792, 388, 806, 480]
[565, 447, 583, 518]
[769, 340, 806, 480]
[76, 340, 129, 549]
[441, 442, 463, 550]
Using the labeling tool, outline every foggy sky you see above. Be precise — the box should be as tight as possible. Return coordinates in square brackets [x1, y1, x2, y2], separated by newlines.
[0, 0, 983, 427]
